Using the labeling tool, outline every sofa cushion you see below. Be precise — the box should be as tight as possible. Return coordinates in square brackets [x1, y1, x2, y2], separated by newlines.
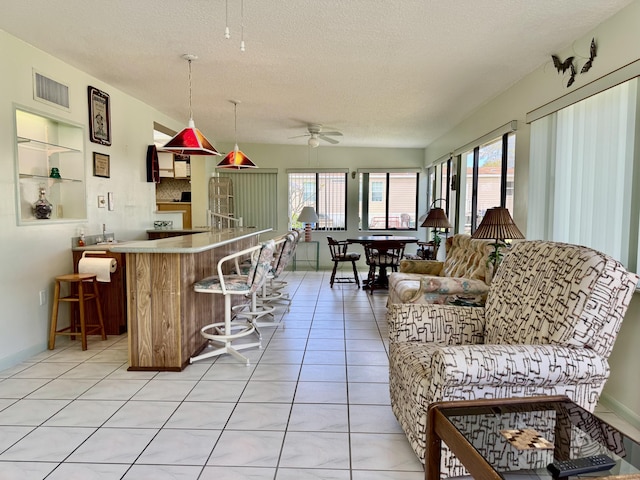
[399, 259, 443, 275]
[441, 234, 493, 281]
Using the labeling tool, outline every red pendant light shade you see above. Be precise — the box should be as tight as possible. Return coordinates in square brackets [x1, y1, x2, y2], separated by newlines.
[164, 119, 221, 156]
[217, 145, 257, 169]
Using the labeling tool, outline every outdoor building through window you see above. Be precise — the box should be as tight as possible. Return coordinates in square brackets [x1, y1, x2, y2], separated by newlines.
[459, 132, 515, 233]
[288, 171, 347, 231]
[359, 171, 419, 230]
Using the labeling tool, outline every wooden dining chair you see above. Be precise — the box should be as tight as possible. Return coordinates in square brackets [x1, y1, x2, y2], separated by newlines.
[363, 241, 405, 294]
[327, 236, 361, 287]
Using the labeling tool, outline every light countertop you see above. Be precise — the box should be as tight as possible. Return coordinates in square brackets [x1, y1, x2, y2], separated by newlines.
[110, 227, 271, 254]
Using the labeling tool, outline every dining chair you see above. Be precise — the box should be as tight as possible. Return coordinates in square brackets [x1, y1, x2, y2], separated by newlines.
[363, 240, 405, 294]
[327, 236, 361, 287]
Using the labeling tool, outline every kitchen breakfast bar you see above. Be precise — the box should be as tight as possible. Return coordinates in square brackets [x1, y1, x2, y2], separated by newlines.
[111, 227, 271, 371]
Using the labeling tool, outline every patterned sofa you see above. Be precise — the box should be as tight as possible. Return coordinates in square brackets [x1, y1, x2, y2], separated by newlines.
[387, 240, 638, 478]
[388, 234, 494, 306]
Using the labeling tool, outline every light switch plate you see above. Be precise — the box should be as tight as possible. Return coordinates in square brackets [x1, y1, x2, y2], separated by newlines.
[98, 195, 106, 208]
[107, 192, 114, 211]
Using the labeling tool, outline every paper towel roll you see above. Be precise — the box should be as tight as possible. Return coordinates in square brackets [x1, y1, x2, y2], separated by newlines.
[78, 257, 117, 282]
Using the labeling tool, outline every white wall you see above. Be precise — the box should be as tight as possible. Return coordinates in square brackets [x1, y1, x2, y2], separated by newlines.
[0, 30, 183, 369]
[424, 1, 640, 428]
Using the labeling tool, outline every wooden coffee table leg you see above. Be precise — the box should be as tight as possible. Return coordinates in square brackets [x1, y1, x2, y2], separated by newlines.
[426, 405, 442, 480]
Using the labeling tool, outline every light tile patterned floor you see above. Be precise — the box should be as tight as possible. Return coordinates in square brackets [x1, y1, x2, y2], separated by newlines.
[0, 271, 425, 480]
[1, 270, 638, 480]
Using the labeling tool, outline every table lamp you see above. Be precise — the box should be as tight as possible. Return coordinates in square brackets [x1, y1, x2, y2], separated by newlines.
[297, 206, 319, 242]
[420, 205, 452, 256]
[471, 206, 524, 270]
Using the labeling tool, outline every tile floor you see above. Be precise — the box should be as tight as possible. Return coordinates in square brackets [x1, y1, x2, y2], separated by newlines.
[0, 271, 424, 480]
[1, 270, 638, 480]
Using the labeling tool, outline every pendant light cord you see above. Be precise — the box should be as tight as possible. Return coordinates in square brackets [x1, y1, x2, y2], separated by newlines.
[234, 102, 238, 145]
[188, 59, 193, 121]
[240, 0, 246, 51]
[224, 0, 230, 39]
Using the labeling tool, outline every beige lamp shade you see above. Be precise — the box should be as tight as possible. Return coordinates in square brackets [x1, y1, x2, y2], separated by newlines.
[472, 207, 524, 241]
[420, 207, 452, 229]
[298, 206, 319, 242]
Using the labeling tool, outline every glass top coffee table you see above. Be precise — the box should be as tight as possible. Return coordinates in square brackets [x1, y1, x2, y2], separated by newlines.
[426, 395, 640, 480]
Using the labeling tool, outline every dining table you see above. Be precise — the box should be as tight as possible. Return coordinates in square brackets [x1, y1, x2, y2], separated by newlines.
[347, 235, 419, 289]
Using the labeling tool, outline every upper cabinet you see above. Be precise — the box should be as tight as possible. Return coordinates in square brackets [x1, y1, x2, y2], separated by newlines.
[157, 150, 190, 179]
[14, 107, 87, 225]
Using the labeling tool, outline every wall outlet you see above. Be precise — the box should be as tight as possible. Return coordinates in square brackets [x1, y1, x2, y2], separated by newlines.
[39, 290, 46, 306]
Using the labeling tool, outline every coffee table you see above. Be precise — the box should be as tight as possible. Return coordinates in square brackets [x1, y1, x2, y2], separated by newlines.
[426, 395, 640, 480]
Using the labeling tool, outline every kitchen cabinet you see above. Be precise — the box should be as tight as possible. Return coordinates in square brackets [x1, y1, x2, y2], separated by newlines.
[72, 250, 127, 335]
[15, 108, 86, 224]
[157, 202, 192, 229]
[157, 150, 190, 178]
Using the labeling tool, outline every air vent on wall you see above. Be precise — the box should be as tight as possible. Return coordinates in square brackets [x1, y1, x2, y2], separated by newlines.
[33, 70, 70, 111]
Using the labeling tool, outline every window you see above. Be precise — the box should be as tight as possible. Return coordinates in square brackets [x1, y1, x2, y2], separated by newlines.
[288, 171, 347, 230]
[371, 181, 383, 202]
[459, 132, 515, 233]
[359, 171, 419, 230]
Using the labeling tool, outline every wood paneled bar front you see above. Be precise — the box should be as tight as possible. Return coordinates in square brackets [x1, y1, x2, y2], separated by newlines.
[111, 227, 271, 371]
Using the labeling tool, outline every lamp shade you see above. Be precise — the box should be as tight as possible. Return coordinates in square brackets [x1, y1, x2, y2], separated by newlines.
[217, 144, 257, 169]
[420, 207, 452, 229]
[163, 119, 221, 156]
[297, 206, 319, 223]
[472, 207, 524, 241]
[297, 206, 319, 242]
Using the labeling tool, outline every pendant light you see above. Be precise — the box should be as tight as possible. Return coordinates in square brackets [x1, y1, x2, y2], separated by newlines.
[217, 100, 257, 169]
[224, 0, 247, 52]
[163, 54, 221, 156]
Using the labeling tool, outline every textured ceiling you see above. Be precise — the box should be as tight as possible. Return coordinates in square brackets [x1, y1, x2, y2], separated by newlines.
[0, 0, 633, 148]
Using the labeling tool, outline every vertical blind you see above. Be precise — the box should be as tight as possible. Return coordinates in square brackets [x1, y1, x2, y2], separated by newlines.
[218, 171, 278, 230]
[528, 78, 639, 270]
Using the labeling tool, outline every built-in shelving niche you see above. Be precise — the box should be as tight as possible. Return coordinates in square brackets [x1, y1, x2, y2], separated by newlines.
[14, 107, 87, 225]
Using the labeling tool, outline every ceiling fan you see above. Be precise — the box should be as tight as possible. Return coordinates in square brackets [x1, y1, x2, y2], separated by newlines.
[291, 124, 343, 148]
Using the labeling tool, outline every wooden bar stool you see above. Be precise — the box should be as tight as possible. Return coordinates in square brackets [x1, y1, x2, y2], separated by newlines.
[48, 273, 107, 351]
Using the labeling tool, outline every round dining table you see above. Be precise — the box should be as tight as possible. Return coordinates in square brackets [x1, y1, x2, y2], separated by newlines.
[347, 235, 419, 289]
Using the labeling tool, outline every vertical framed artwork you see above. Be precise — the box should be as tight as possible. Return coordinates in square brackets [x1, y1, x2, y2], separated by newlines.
[93, 152, 110, 178]
[88, 86, 111, 145]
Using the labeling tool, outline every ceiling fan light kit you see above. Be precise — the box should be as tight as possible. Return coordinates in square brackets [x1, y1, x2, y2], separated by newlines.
[292, 123, 343, 147]
[163, 54, 221, 156]
[308, 136, 320, 148]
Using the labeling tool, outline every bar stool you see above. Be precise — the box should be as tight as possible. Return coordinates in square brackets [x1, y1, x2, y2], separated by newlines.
[48, 273, 107, 351]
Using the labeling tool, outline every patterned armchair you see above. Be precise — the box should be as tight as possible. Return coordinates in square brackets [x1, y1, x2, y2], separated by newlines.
[388, 234, 494, 306]
[387, 240, 638, 477]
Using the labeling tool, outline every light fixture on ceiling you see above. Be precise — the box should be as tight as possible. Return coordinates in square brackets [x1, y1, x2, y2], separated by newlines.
[224, 0, 246, 52]
[308, 135, 320, 148]
[217, 100, 257, 169]
[163, 54, 220, 156]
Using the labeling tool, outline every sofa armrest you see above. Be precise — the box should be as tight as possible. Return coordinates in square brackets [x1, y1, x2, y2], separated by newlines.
[431, 344, 609, 388]
[400, 259, 443, 275]
[387, 303, 485, 345]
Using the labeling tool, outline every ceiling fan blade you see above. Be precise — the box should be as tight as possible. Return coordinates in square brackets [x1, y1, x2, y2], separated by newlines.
[320, 131, 343, 137]
[288, 134, 311, 139]
[319, 135, 339, 144]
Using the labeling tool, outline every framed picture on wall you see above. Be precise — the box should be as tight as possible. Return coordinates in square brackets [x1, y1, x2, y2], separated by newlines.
[93, 152, 110, 178]
[88, 86, 111, 146]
